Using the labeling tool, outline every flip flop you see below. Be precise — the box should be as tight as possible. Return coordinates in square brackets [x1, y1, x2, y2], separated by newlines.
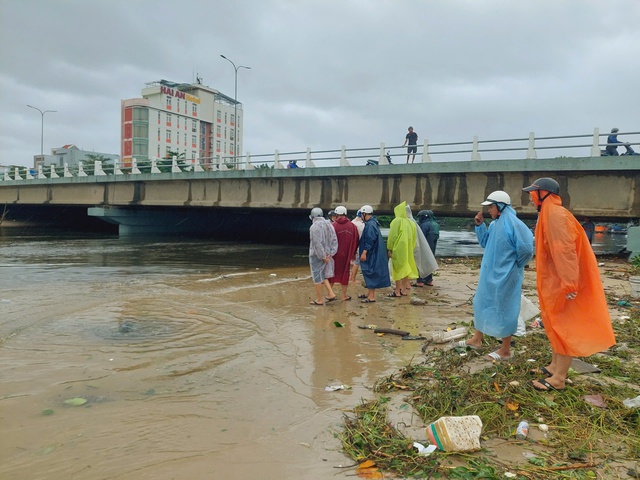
[325, 296, 337, 303]
[530, 367, 574, 384]
[357, 294, 368, 299]
[342, 296, 352, 301]
[361, 298, 376, 303]
[486, 351, 513, 362]
[454, 340, 480, 350]
[387, 292, 402, 297]
[425, 282, 434, 286]
[532, 378, 564, 392]
[310, 300, 324, 306]
[411, 283, 425, 287]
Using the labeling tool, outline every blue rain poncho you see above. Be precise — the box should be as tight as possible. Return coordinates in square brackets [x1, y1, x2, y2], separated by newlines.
[472, 205, 534, 338]
[359, 216, 391, 289]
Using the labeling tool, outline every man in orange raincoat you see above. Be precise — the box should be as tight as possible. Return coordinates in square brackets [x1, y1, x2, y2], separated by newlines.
[523, 178, 616, 391]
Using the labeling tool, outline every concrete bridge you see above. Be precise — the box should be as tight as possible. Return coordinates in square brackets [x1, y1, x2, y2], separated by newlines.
[1, 155, 639, 242]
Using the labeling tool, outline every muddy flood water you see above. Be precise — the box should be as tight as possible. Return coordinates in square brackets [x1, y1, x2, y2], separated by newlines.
[0, 229, 630, 480]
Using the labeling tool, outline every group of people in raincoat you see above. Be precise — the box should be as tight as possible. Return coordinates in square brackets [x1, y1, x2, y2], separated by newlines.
[461, 179, 615, 392]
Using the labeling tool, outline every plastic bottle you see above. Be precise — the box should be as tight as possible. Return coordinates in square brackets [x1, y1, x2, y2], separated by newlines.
[430, 327, 468, 344]
[516, 420, 529, 440]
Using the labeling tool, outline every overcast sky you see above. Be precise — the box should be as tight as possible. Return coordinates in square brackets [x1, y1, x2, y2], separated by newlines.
[1, 0, 638, 168]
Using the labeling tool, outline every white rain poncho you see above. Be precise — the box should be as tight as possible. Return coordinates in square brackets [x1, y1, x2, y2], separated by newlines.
[309, 217, 338, 283]
[472, 205, 534, 338]
[407, 205, 438, 278]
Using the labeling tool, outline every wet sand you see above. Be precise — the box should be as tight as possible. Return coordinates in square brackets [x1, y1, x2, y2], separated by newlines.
[0, 257, 633, 479]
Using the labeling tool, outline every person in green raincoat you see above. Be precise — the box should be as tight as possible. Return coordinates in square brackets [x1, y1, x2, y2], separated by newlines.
[386, 201, 419, 297]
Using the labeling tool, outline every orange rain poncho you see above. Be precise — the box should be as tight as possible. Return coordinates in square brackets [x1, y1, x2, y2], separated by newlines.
[534, 195, 615, 357]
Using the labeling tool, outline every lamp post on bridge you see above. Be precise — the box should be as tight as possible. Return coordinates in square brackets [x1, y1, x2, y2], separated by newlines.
[27, 105, 57, 156]
[220, 55, 250, 164]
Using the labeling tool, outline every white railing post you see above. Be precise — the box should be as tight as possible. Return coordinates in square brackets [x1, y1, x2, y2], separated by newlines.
[94, 160, 107, 176]
[37, 165, 46, 179]
[422, 139, 432, 162]
[77, 161, 87, 177]
[114, 160, 123, 175]
[471, 135, 481, 161]
[171, 156, 181, 173]
[340, 145, 350, 167]
[305, 147, 315, 168]
[25, 167, 34, 180]
[3, 170, 10, 181]
[194, 158, 204, 172]
[379, 143, 388, 165]
[274, 150, 284, 169]
[150, 157, 161, 174]
[50, 165, 59, 178]
[131, 157, 141, 174]
[245, 152, 254, 170]
[14, 167, 23, 180]
[526, 132, 537, 159]
[63, 162, 73, 177]
[591, 128, 601, 157]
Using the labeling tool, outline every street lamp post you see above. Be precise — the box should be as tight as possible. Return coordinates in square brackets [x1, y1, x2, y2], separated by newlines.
[27, 105, 57, 156]
[220, 55, 250, 163]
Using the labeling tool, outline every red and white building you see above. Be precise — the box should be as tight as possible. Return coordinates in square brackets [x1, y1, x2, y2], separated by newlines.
[121, 79, 242, 167]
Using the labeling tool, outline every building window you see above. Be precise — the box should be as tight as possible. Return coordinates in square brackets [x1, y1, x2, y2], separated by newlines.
[192, 120, 196, 133]
[216, 126, 221, 138]
[230, 129, 235, 141]
[132, 107, 148, 121]
[166, 96, 172, 110]
[157, 128, 161, 141]
[192, 103, 197, 116]
[177, 117, 180, 129]
[166, 130, 171, 142]
[216, 111, 221, 123]
[224, 112, 227, 124]
[176, 99, 180, 113]
[192, 135, 197, 147]
[230, 114, 235, 126]
[158, 111, 161, 124]
[157, 146, 160, 157]
[166, 113, 171, 127]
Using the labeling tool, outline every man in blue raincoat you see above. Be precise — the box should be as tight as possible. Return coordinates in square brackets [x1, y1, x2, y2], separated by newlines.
[458, 191, 534, 361]
[358, 205, 391, 303]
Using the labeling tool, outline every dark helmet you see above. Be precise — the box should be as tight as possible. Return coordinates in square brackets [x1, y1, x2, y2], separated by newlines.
[522, 177, 560, 195]
[417, 209, 433, 218]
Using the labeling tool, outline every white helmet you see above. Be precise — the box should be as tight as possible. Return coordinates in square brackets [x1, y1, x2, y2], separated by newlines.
[360, 205, 374, 214]
[309, 207, 323, 220]
[334, 206, 347, 215]
[481, 190, 511, 206]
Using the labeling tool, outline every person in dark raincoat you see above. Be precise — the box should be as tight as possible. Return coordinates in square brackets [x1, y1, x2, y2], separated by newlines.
[358, 205, 390, 303]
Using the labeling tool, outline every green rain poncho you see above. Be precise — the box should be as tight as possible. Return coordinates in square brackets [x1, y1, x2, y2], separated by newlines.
[387, 201, 419, 281]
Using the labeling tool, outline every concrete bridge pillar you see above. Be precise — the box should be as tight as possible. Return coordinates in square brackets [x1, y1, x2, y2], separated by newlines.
[194, 160, 204, 172]
[245, 152, 254, 170]
[591, 128, 601, 157]
[131, 158, 141, 175]
[471, 136, 481, 161]
[305, 147, 315, 168]
[78, 162, 88, 177]
[274, 150, 284, 169]
[526, 132, 537, 159]
[3, 170, 10, 181]
[150, 158, 161, 174]
[63, 163, 73, 178]
[340, 145, 351, 167]
[50, 165, 59, 178]
[171, 157, 181, 173]
[379, 143, 389, 165]
[14, 167, 23, 180]
[94, 160, 107, 176]
[37, 165, 46, 179]
[114, 161, 124, 175]
[423, 139, 432, 162]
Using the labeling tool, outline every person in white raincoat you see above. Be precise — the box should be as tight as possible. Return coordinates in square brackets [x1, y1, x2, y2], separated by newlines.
[308, 207, 338, 305]
[458, 191, 534, 361]
[406, 205, 438, 283]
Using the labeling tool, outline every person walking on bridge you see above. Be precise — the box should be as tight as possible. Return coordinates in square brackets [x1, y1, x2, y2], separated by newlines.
[403, 126, 418, 163]
[523, 178, 616, 391]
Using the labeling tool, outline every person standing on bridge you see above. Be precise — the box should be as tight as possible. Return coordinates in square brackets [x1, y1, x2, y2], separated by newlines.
[308, 207, 338, 305]
[403, 126, 418, 163]
[458, 191, 534, 361]
[523, 178, 616, 391]
[358, 205, 391, 303]
[329, 206, 359, 301]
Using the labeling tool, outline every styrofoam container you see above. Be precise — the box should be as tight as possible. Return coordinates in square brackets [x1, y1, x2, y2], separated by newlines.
[425, 415, 483, 452]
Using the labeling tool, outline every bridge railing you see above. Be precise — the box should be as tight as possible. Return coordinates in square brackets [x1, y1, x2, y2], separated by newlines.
[2, 128, 638, 181]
